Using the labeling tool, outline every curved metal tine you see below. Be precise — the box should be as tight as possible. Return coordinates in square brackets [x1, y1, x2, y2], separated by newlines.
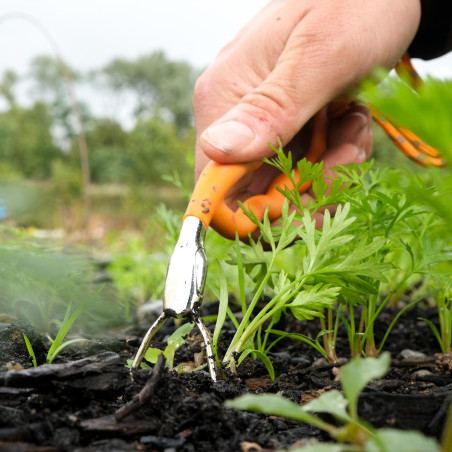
[131, 312, 168, 372]
[194, 314, 217, 381]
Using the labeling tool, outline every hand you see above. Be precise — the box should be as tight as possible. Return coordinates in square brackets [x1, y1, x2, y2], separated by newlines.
[192, 0, 421, 224]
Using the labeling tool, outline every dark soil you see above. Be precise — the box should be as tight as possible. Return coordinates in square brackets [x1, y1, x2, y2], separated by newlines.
[0, 305, 451, 451]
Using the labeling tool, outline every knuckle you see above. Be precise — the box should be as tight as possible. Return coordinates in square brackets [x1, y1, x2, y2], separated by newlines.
[192, 69, 216, 109]
[243, 85, 293, 123]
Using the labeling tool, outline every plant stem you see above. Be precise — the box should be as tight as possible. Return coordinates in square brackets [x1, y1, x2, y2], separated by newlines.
[441, 397, 452, 452]
[223, 262, 274, 363]
[357, 306, 367, 356]
[349, 304, 357, 358]
[320, 309, 338, 364]
[438, 295, 452, 353]
[224, 273, 307, 363]
[364, 293, 378, 357]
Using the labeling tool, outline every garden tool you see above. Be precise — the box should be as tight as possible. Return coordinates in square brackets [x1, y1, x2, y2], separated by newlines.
[131, 114, 328, 381]
[132, 56, 446, 381]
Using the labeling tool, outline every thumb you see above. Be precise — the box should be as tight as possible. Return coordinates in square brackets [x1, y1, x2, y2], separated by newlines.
[199, 39, 343, 164]
[198, 75, 322, 164]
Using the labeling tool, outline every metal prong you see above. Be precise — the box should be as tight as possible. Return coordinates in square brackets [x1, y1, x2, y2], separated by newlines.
[131, 312, 167, 371]
[194, 314, 217, 381]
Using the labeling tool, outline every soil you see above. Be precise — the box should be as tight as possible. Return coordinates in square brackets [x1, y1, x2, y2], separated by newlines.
[0, 304, 451, 452]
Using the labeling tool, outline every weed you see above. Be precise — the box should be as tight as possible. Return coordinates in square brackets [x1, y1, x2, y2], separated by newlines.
[22, 333, 37, 367]
[126, 321, 197, 373]
[23, 300, 89, 366]
[227, 354, 440, 452]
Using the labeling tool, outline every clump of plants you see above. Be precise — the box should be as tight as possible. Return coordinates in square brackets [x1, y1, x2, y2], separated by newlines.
[23, 300, 90, 366]
[199, 72, 452, 377]
[207, 145, 451, 376]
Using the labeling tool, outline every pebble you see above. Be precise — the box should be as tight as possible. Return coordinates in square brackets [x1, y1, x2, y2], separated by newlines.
[412, 369, 433, 378]
[6, 361, 24, 371]
[289, 356, 311, 367]
[137, 300, 164, 320]
[399, 349, 427, 360]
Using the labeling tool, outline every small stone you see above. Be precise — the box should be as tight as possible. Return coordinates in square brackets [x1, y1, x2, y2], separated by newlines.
[241, 441, 263, 452]
[301, 388, 327, 405]
[289, 356, 311, 367]
[399, 349, 427, 360]
[412, 369, 433, 378]
[178, 361, 197, 372]
[137, 300, 164, 318]
[312, 357, 329, 367]
[7, 361, 24, 371]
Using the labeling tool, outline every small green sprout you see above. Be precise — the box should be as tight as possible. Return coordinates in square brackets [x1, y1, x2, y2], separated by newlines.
[23, 333, 37, 367]
[227, 354, 440, 452]
[22, 301, 89, 366]
[127, 322, 196, 372]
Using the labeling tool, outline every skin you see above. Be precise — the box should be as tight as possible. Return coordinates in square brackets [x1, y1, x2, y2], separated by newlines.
[192, 0, 421, 227]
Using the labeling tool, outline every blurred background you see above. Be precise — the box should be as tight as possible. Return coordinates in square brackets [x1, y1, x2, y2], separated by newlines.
[0, 0, 451, 233]
[0, 0, 269, 234]
[0, 1, 451, 333]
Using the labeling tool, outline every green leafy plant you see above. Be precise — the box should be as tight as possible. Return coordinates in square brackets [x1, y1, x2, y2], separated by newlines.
[227, 354, 440, 452]
[126, 322, 197, 372]
[0, 227, 108, 332]
[209, 143, 452, 373]
[23, 300, 89, 366]
[362, 72, 452, 353]
[420, 285, 452, 354]
[23, 333, 37, 367]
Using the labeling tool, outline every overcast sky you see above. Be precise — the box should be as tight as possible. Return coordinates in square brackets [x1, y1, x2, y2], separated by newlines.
[1, 0, 269, 74]
[2, 0, 452, 77]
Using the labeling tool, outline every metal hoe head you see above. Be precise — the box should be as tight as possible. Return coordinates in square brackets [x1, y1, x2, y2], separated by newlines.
[131, 216, 217, 381]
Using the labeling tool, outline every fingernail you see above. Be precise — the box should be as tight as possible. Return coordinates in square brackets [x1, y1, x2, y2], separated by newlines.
[349, 112, 370, 163]
[348, 111, 369, 133]
[201, 121, 255, 154]
[356, 148, 367, 164]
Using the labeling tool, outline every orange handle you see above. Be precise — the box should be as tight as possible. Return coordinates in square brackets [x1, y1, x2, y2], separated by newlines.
[184, 113, 327, 240]
[370, 106, 447, 167]
[183, 159, 263, 233]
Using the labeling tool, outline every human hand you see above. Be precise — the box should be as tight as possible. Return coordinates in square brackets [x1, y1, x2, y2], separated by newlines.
[192, 0, 421, 225]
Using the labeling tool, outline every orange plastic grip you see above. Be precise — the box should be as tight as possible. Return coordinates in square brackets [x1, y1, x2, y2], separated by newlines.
[370, 106, 447, 167]
[183, 160, 262, 233]
[183, 160, 313, 240]
[184, 113, 327, 240]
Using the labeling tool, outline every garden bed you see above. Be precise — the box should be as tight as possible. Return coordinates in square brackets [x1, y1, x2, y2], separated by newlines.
[0, 304, 451, 451]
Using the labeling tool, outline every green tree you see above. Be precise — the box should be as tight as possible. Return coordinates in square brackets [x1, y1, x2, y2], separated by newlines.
[28, 55, 92, 143]
[84, 119, 130, 183]
[127, 115, 194, 184]
[0, 102, 62, 179]
[98, 51, 199, 133]
[0, 70, 19, 108]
